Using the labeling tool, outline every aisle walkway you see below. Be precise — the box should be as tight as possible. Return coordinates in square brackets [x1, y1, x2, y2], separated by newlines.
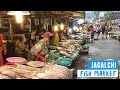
[73, 36, 120, 70]
[83, 37, 120, 61]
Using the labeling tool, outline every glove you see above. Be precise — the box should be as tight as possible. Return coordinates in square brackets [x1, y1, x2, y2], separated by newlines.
[35, 54, 46, 62]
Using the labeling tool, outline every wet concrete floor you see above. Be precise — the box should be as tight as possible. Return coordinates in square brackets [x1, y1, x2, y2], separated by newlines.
[72, 35, 120, 78]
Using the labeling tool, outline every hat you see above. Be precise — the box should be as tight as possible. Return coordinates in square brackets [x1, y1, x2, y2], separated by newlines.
[41, 32, 54, 38]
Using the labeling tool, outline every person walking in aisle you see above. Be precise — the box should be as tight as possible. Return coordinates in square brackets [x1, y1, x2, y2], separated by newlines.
[105, 25, 109, 38]
[101, 26, 106, 39]
[96, 25, 101, 39]
[90, 25, 94, 42]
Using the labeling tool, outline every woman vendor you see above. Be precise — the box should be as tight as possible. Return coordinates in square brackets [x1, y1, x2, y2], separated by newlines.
[15, 36, 29, 59]
[53, 31, 59, 45]
[28, 32, 53, 62]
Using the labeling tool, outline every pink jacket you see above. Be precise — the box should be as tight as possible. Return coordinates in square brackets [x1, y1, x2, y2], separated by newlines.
[90, 28, 94, 33]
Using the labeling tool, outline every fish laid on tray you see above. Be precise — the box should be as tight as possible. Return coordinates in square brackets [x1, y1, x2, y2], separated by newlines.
[0, 63, 72, 79]
[26, 61, 46, 68]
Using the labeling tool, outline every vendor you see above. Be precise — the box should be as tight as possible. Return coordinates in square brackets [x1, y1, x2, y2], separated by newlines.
[28, 32, 53, 62]
[53, 31, 59, 45]
[15, 36, 29, 59]
[16, 36, 28, 52]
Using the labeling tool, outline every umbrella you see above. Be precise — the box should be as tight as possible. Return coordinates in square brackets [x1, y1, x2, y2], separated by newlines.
[99, 21, 106, 26]
[83, 19, 90, 24]
[73, 21, 79, 26]
[72, 19, 90, 26]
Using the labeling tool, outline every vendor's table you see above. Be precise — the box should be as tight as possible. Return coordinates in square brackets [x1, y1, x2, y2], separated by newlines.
[108, 32, 116, 37]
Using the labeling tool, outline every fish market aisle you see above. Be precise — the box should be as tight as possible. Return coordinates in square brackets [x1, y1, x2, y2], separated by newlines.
[72, 37, 120, 78]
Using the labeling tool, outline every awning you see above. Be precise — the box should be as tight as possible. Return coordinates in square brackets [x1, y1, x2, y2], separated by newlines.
[72, 18, 90, 26]
[99, 21, 106, 26]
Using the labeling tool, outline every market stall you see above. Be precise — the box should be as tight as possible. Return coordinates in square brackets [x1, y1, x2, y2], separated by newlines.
[0, 63, 72, 79]
[112, 31, 120, 41]
[0, 39, 83, 79]
[108, 25, 120, 38]
[70, 19, 91, 43]
[47, 39, 82, 67]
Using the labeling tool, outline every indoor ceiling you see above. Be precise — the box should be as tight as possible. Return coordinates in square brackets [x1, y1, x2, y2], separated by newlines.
[62, 11, 85, 18]
[0, 11, 85, 18]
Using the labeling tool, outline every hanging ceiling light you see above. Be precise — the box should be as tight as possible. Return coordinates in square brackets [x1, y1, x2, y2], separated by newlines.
[7, 11, 30, 15]
[60, 23, 64, 30]
[54, 25, 59, 32]
[7, 11, 30, 23]
[15, 15, 23, 23]
[68, 28, 72, 33]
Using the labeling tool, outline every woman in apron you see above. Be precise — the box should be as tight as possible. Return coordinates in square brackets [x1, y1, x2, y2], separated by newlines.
[28, 32, 53, 62]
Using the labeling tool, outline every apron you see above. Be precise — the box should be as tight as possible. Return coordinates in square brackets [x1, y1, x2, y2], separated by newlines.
[28, 40, 48, 61]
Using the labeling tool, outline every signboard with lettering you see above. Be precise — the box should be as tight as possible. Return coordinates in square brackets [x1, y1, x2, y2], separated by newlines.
[77, 60, 118, 78]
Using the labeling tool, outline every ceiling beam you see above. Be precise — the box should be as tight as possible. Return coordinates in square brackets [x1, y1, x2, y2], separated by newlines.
[74, 11, 84, 14]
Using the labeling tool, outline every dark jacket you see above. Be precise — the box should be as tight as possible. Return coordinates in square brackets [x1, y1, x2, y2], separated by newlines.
[6, 41, 15, 58]
[102, 27, 106, 33]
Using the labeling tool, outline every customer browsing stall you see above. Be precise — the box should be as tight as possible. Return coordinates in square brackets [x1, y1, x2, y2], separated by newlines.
[28, 32, 53, 62]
